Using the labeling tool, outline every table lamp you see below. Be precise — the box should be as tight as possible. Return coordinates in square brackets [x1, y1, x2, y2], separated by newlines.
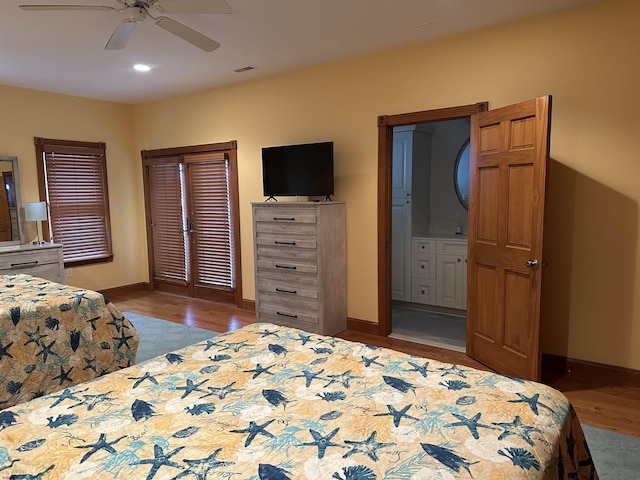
[24, 201, 47, 244]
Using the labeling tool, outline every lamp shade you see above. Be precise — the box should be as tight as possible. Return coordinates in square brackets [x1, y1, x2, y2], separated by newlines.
[24, 201, 48, 222]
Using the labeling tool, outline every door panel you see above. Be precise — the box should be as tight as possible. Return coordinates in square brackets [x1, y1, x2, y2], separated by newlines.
[467, 96, 551, 381]
[146, 160, 189, 294]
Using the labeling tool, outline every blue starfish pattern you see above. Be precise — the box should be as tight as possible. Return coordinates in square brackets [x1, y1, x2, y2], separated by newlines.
[72, 391, 116, 411]
[361, 355, 384, 368]
[508, 393, 554, 415]
[107, 313, 129, 333]
[374, 404, 419, 427]
[113, 330, 135, 350]
[174, 448, 234, 478]
[405, 360, 433, 378]
[324, 370, 361, 389]
[343, 431, 394, 461]
[23, 326, 48, 347]
[74, 432, 126, 463]
[128, 372, 159, 389]
[438, 364, 468, 378]
[201, 382, 241, 400]
[493, 415, 543, 447]
[176, 378, 208, 399]
[136, 444, 183, 480]
[0, 340, 14, 360]
[36, 340, 57, 363]
[49, 387, 88, 408]
[295, 369, 325, 387]
[244, 363, 274, 379]
[302, 428, 345, 458]
[52, 365, 74, 386]
[448, 412, 495, 439]
[231, 419, 275, 447]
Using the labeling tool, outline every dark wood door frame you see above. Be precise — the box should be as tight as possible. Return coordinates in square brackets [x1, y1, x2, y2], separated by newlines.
[377, 103, 488, 336]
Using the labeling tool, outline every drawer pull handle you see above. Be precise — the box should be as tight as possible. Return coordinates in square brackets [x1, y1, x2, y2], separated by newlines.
[276, 311, 298, 319]
[11, 261, 39, 268]
[420, 265, 425, 269]
[276, 288, 297, 294]
[275, 264, 297, 270]
[274, 241, 296, 246]
[273, 217, 295, 221]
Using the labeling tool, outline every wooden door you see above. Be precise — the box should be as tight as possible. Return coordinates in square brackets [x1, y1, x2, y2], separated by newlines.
[466, 96, 551, 381]
[185, 153, 237, 304]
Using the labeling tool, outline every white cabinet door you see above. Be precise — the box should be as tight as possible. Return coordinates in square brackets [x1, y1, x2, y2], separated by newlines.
[391, 199, 412, 301]
[436, 253, 465, 309]
[392, 130, 413, 199]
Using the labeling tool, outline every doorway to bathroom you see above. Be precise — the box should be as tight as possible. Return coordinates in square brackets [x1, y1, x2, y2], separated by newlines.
[389, 117, 471, 352]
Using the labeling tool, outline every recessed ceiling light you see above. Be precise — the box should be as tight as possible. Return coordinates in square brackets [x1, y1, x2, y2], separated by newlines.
[133, 64, 151, 72]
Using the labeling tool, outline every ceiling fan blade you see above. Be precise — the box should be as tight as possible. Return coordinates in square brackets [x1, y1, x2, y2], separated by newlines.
[156, 0, 232, 14]
[155, 16, 220, 52]
[19, 4, 115, 11]
[105, 20, 138, 50]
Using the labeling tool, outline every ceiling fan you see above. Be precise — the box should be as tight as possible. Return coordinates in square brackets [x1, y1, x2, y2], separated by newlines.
[18, 0, 232, 52]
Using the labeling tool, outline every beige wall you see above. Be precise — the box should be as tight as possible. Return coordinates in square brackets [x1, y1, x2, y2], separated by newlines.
[0, 86, 147, 290]
[134, 0, 640, 370]
[1, 0, 638, 370]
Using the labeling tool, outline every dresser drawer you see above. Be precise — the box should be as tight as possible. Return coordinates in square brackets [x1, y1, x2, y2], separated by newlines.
[253, 206, 317, 224]
[412, 252, 436, 279]
[257, 305, 320, 328]
[437, 239, 467, 255]
[0, 248, 60, 270]
[256, 244, 318, 262]
[256, 268, 318, 287]
[256, 258, 318, 275]
[255, 221, 318, 236]
[412, 238, 435, 254]
[257, 279, 318, 300]
[412, 278, 437, 305]
[255, 232, 317, 249]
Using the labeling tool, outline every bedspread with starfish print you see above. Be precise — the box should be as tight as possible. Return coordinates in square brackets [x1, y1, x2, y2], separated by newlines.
[0, 274, 138, 409]
[0, 322, 596, 479]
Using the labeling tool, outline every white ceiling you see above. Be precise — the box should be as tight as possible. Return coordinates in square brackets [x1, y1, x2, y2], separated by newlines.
[0, 0, 598, 104]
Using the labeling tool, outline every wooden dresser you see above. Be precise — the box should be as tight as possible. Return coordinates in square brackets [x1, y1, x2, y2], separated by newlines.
[0, 243, 64, 284]
[252, 202, 346, 335]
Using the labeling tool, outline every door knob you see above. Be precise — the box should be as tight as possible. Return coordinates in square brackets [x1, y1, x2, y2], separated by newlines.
[525, 259, 539, 269]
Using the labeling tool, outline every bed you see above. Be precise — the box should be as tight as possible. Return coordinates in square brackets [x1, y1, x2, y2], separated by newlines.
[0, 322, 597, 479]
[0, 273, 138, 409]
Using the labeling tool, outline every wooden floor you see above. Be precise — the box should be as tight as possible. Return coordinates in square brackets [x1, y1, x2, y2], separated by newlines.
[108, 289, 640, 438]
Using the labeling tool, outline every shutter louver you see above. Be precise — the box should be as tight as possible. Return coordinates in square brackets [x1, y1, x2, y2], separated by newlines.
[188, 156, 234, 289]
[148, 162, 188, 283]
[44, 151, 113, 264]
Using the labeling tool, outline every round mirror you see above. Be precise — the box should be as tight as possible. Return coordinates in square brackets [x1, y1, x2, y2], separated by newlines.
[454, 139, 470, 210]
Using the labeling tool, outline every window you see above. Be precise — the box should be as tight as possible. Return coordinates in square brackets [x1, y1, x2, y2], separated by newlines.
[35, 137, 113, 266]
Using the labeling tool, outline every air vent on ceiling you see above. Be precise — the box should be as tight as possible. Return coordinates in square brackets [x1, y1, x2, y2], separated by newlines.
[234, 65, 257, 73]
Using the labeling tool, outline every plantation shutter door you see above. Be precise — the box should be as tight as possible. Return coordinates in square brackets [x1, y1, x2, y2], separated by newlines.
[186, 153, 235, 291]
[147, 161, 188, 284]
[44, 151, 112, 264]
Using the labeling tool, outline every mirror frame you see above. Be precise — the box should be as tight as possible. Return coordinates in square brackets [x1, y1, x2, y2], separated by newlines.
[453, 139, 470, 210]
[0, 155, 25, 246]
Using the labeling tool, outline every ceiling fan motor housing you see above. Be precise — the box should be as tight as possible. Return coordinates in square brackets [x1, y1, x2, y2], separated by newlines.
[123, 6, 147, 23]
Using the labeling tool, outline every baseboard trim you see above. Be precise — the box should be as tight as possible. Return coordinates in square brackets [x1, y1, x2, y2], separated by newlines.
[347, 317, 380, 335]
[541, 353, 640, 387]
[346, 318, 640, 387]
[99, 282, 150, 298]
[241, 299, 255, 312]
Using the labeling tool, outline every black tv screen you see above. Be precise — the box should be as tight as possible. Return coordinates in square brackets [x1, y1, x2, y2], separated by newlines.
[262, 141, 334, 198]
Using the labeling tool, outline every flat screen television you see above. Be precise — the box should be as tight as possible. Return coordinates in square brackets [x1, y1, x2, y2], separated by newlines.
[262, 141, 334, 199]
